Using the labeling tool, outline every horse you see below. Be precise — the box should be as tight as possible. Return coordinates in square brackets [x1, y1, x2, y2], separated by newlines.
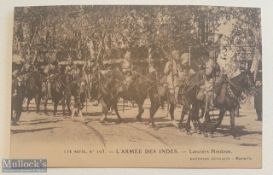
[70, 74, 87, 120]
[23, 71, 42, 112]
[97, 69, 124, 123]
[97, 69, 152, 123]
[118, 71, 153, 121]
[43, 73, 66, 116]
[11, 77, 25, 125]
[184, 71, 254, 139]
[148, 73, 193, 128]
[178, 71, 205, 133]
[178, 61, 222, 134]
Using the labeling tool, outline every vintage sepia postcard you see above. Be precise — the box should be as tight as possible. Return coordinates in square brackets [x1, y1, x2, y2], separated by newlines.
[10, 5, 262, 168]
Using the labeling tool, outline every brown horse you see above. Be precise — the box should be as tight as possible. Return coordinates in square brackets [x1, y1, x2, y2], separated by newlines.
[97, 69, 123, 122]
[42, 73, 67, 116]
[97, 69, 152, 123]
[24, 71, 42, 112]
[70, 75, 87, 120]
[183, 71, 254, 139]
[119, 72, 153, 121]
[179, 71, 205, 133]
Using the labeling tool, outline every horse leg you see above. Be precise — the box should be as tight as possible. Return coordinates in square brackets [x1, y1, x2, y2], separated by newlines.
[35, 95, 41, 113]
[53, 100, 58, 116]
[62, 98, 65, 116]
[169, 103, 178, 128]
[100, 99, 108, 123]
[79, 107, 84, 121]
[257, 109, 262, 121]
[113, 101, 122, 123]
[136, 99, 144, 121]
[185, 108, 192, 135]
[15, 109, 22, 124]
[190, 104, 200, 133]
[64, 92, 71, 116]
[208, 109, 226, 137]
[44, 97, 48, 114]
[235, 105, 240, 117]
[26, 98, 30, 111]
[149, 99, 160, 127]
[179, 104, 188, 129]
[230, 109, 239, 139]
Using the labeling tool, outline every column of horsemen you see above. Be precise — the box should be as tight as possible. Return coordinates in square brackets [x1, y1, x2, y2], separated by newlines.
[11, 43, 262, 138]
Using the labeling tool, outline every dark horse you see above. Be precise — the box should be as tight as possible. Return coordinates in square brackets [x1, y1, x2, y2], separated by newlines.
[183, 71, 254, 139]
[97, 69, 123, 122]
[97, 69, 152, 123]
[70, 74, 87, 120]
[148, 82, 176, 127]
[179, 71, 205, 133]
[148, 75, 191, 128]
[119, 71, 154, 121]
[43, 74, 67, 116]
[24, 71, 42, 112]
[11, 77, 25, 125]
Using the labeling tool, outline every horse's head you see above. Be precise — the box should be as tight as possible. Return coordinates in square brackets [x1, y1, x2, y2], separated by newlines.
[240, 70, 255, 93]
[230, 70, 255, 95]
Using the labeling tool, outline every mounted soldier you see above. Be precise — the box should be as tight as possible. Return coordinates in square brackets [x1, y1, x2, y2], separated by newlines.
[71, 63, 80, 80]
[217, 46, 239, 78]
[163, 50, 180, 103]
[148, 60, 157, 80]
[147, 48, 158, 80]
[82, 60, 94, 99]
[21, 59, 34, 81]
[121, 50, 133, 89]
[43, 60, 58, 99]
[196, 51, 220, 109]
[177, 52, 195, 88]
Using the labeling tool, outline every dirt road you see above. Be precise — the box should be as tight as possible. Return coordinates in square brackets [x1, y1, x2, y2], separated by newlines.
[10, 99, 262, 168]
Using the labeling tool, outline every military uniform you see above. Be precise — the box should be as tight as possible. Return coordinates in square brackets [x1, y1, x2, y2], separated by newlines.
[177, 53, 194, 86]
[43, 63, 56, 98]
[12, 70, 22, 97]
[65, 64, 72, 76]
[83, 61, 93, 81]
[197, 58, 216, 108]
[163, 50, 180, 127]
[122, 51, 133, 88]
[217, 47, 239, 78]
[71, 64, 80, 80]
[148, 62, 157, 80]
[164, 50, 180, 103]
[83, 61, 94, 99]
